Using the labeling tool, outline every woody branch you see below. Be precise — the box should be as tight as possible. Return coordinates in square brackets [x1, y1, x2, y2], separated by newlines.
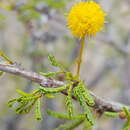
[0, 63, 129, 113]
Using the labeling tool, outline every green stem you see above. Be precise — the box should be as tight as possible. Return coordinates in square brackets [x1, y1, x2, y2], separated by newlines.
[0, 51, 13, 64]
[76, 37, 85, 79]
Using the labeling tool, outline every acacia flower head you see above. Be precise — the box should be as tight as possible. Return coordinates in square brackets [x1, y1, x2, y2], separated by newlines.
[67, 1, 106, 38]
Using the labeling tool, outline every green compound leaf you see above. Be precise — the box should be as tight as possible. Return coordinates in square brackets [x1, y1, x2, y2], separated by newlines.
[15, 101, 29, 114]
[40, 72, 61, 77]
[47, 109, 85, 120]
[84, 105, 95, 126]
[47, 109, 70, 119]
[54, 118, 84, 130]
[83, 119, 93, 130]
[8, 91, 40, 115]
[66, 86, 73, 118]
[8, 98, 17, 107]
[8, 87, 43, 120]
[39, 84, 71, 93]
[16, 95, 40, 103]
[73, 84, 85, 106]
[78, 81, 95, 106]
[48, 55, 64, 71]
[45, 94, 55, 98]
[104, 112, 119, 118]
[122, 107, 130, 130]
[35, 98, 42, 120]
[8, 96, 27, 107]
[16, 89, 34, 97]
[16, 99, 37, 114]
[73, 82, 95, 126]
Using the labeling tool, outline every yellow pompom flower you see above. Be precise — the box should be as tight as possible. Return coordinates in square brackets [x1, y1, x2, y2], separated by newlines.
[67, 1, 106, 37]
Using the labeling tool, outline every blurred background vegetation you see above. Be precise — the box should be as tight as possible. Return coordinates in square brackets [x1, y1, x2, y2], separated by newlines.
[0, 0, 130, 130]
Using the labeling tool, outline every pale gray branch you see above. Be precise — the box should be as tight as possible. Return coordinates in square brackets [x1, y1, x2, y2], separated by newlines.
[0, 63, 129, 112]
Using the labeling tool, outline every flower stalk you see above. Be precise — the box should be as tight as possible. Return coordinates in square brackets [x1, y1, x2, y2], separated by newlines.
[76, 37, 85, 79]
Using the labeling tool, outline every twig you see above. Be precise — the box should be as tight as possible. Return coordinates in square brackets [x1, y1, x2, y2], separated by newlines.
[0, 63, 129, 112]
